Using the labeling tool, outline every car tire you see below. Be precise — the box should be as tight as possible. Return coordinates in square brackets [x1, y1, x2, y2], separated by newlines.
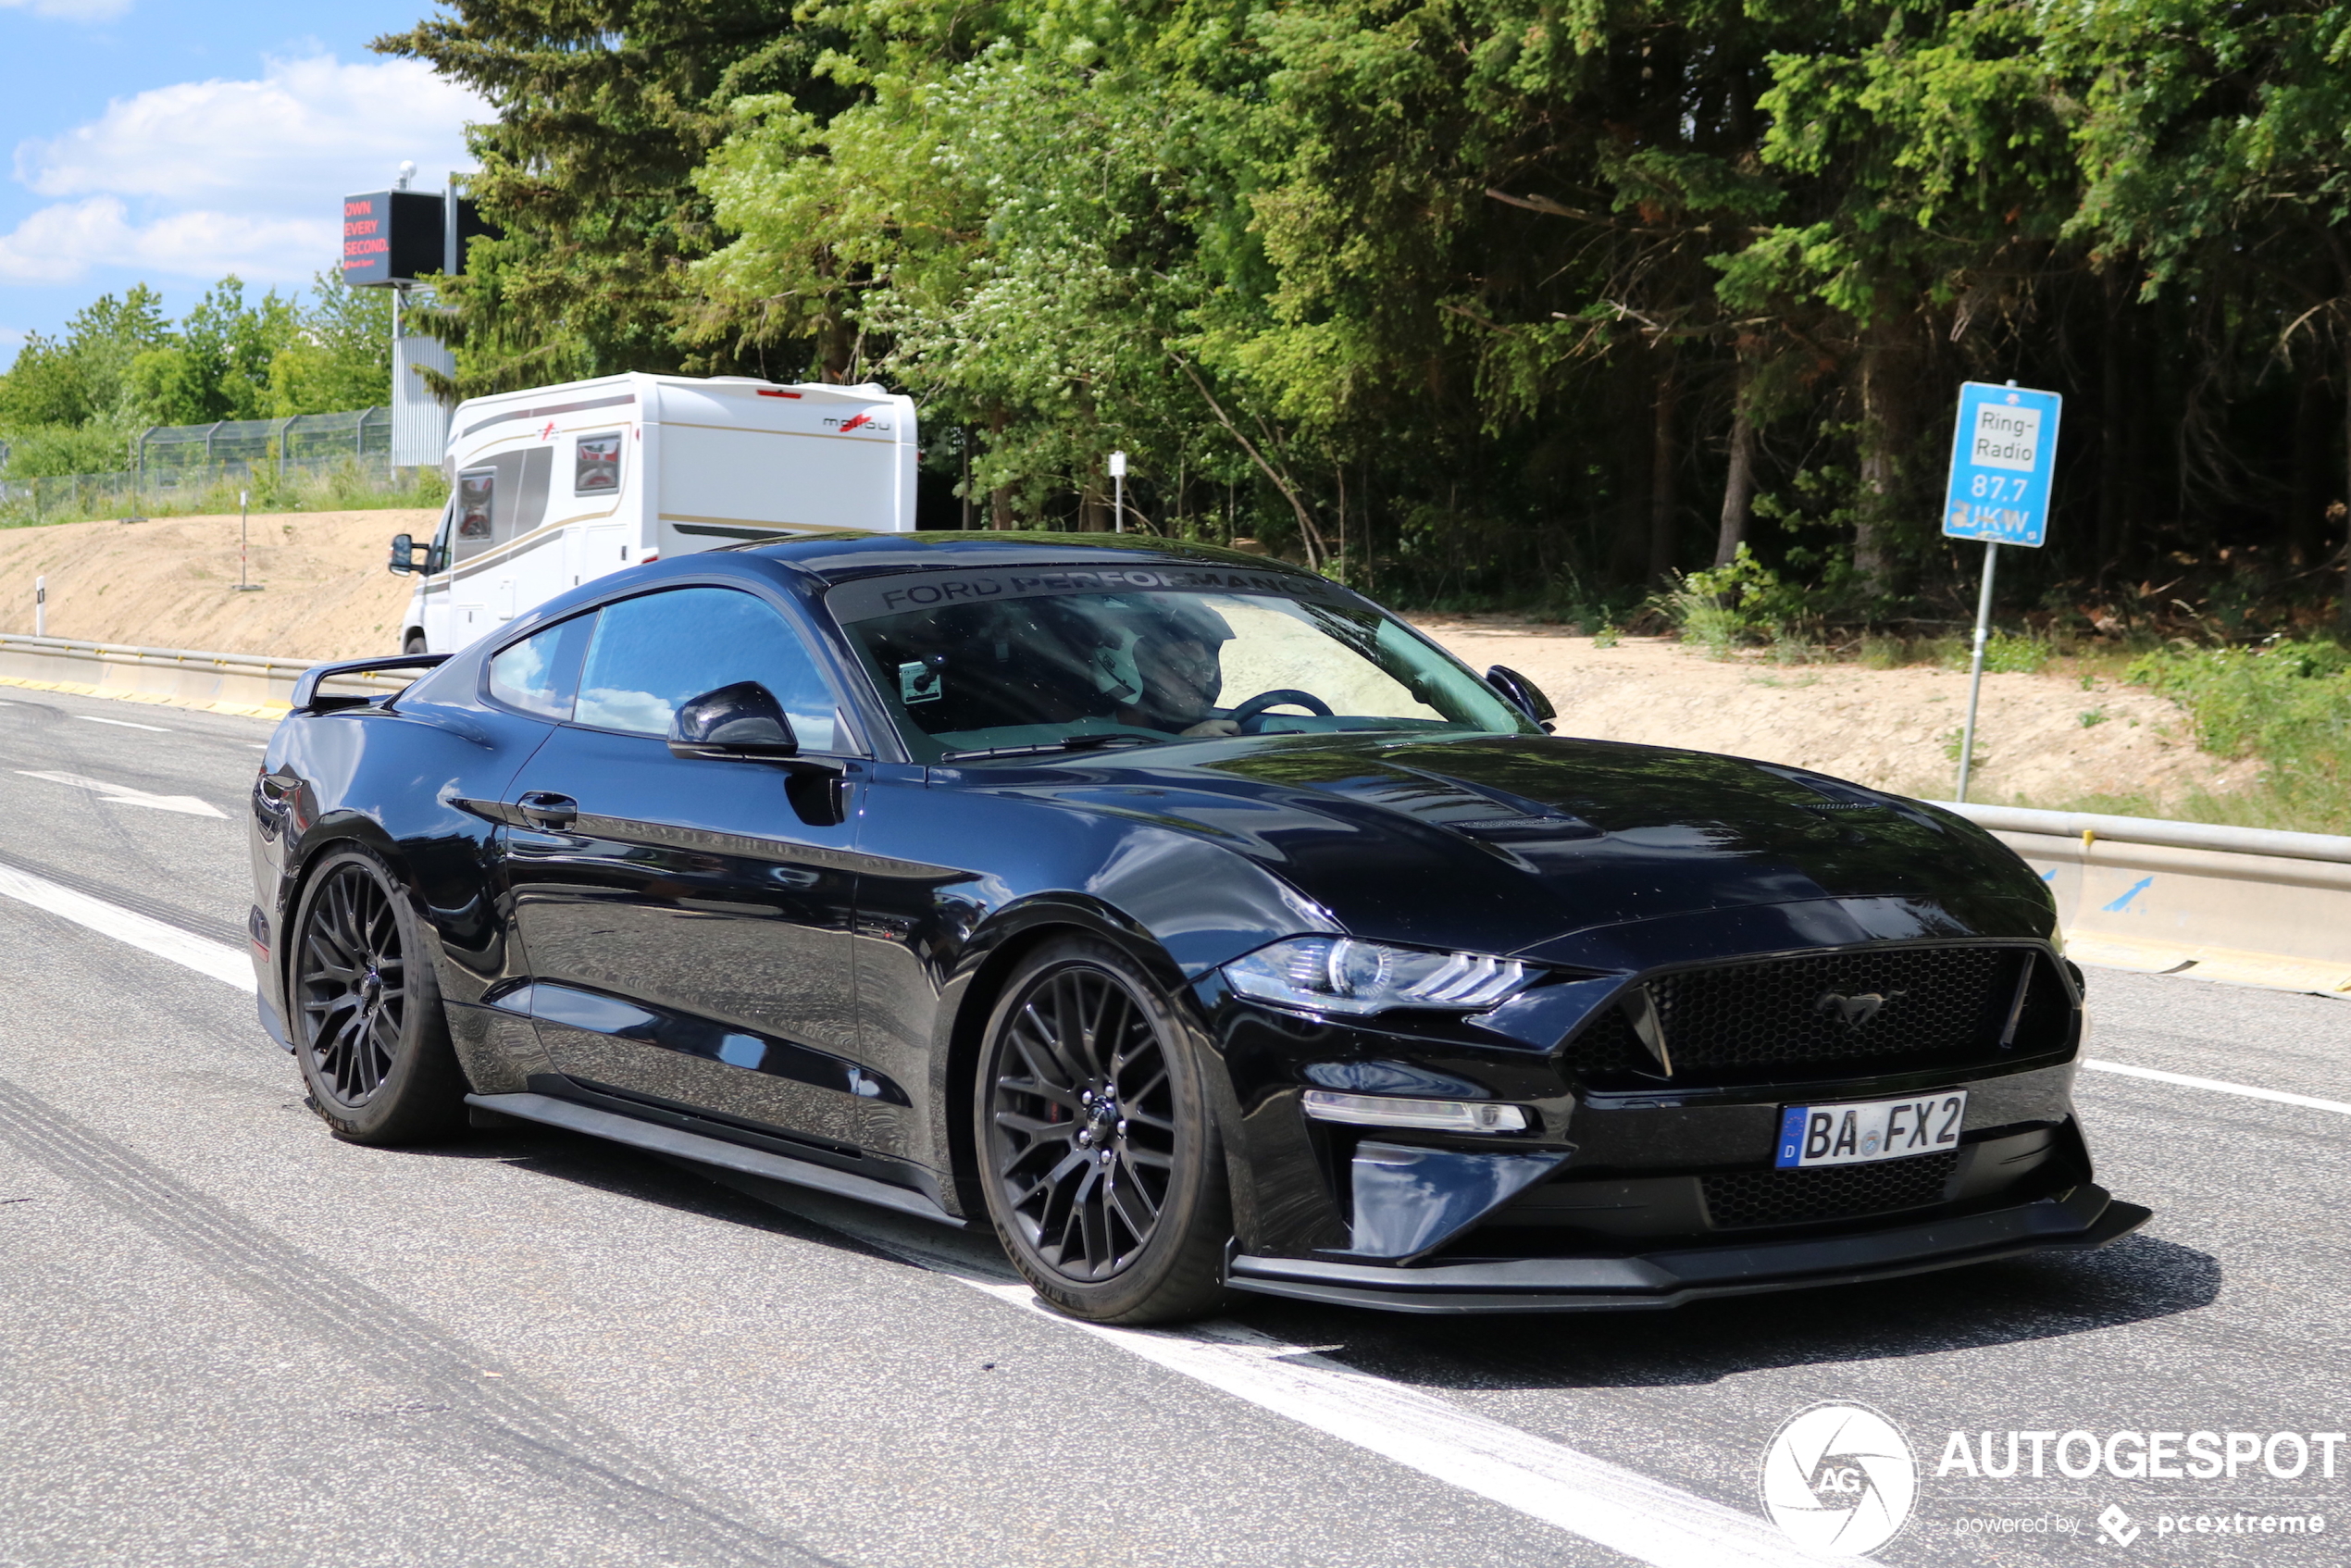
[404, 631, 428, 655]
[288, 843, 467, 1145]
[976, 935, 1233, 1325]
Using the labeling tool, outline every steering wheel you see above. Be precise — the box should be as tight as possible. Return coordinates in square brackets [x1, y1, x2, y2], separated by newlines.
[1226, 688, 1335, 734]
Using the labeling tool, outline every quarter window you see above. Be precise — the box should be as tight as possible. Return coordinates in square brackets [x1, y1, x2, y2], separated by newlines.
[575, 431, 623, 494]
[487, 613, 596, 720]
[575, 587, 841, 751]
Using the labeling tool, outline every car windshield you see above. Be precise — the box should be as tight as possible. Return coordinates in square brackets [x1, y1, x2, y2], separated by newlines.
[827, 563, 1533, 761]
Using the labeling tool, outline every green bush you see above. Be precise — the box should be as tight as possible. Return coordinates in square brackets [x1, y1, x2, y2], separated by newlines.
[0, 421, 136, 479]
[1669, 544, 1814, 655]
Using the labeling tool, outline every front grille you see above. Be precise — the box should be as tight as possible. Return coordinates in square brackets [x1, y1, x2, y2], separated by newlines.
[1562, 945, 2067, 1084]
[1701, 1150, 1959, 1229]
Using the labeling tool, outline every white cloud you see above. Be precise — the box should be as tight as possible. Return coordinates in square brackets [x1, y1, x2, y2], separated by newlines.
[0, 325, 27, 349]
[0, 197, 332, 284]
[0, 54, 485, 286]
[0, 0, 131, 20]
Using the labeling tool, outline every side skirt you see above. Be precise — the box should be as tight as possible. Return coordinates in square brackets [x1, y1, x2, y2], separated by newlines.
[465, 1091, 968, 1229]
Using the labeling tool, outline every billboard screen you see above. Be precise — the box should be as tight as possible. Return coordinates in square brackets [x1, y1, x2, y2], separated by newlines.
[341, 191, 446, 286]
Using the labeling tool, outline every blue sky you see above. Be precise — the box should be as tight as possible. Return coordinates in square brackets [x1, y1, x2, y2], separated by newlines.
[0, 0, 483, 349]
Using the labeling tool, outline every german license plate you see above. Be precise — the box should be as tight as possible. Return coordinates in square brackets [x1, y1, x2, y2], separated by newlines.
[1774, 1090, 1968, 1169]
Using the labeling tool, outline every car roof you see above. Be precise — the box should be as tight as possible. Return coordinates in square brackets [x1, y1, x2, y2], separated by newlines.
[740, 530, 1320, 586]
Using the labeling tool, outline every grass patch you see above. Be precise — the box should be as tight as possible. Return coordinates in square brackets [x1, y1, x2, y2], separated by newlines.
[1, 460, 444, 529]
[2021, 639, 2351, 835]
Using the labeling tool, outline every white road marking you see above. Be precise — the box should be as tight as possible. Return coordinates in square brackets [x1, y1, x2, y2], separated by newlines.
[76, 714, 171, 732]
[0, 862, 254, 992]
[958, 1276, 1835, 1567]
[2083, 1058, 2351, 1116]
[14, 770, 228, 818]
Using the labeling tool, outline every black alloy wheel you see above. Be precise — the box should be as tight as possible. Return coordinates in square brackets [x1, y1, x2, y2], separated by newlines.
[978, 937, 1230, 1324]
[291, 845, 466, 1144]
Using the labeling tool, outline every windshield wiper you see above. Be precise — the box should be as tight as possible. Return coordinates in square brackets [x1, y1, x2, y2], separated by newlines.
[940, 733, 1170, 762]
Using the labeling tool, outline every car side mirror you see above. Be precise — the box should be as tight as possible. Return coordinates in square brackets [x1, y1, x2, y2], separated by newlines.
[387, 533, 417, 575]
[1485, 665, 1557, 731]
[669, 681, 801, 761]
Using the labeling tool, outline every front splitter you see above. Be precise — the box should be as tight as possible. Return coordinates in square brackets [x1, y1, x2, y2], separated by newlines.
[1225, 1185, 2149, 1314]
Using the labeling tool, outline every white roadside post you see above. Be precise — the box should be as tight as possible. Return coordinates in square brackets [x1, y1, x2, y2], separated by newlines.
[1942, 380, 2063, 802]
[1109, 450, 1127, 533]
[235, 490, 263, 592]
[33, 576, 44, 637]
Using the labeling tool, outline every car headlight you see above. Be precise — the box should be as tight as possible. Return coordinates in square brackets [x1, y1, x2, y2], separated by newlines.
[1222, 936, 1535, 1017]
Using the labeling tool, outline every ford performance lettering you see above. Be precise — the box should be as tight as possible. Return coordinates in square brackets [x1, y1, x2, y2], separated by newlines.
[828, 566, 1353, 621]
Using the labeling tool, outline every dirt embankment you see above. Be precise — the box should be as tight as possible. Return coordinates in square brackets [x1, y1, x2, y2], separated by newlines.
[0, 509, 429, 660]
[1420, 617, 2252, 806]
[0, 510, 2251, 805]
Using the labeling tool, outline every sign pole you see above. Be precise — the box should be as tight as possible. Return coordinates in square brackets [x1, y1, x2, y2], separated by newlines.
[1955, 541, 1998, 802]
[1110, 450, 1127, 534]
[1938, 379, 2061, 803]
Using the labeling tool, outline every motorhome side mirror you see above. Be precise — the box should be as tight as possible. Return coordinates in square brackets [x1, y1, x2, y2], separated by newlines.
[387, 533, 417, 574]
[668, 681, 801, 761]
[1485, 664, 1557, 730]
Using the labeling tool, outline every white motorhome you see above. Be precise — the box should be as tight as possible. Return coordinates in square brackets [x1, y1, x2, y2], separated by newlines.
[389, 372, 918, 653]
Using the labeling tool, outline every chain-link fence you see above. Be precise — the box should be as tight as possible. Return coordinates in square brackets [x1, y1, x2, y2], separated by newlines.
[137, 407, 392, 489]
[0, 407, 397, 523]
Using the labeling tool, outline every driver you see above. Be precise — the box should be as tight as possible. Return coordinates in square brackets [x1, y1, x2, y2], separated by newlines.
[1113, 601, 1238, 737]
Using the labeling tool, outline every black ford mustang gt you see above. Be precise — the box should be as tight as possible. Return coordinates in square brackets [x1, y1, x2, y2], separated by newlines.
[249, 533, 2146, 1322]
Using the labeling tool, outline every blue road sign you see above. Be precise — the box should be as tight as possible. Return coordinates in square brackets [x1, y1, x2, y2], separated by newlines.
[1941, 381, 2062, 548]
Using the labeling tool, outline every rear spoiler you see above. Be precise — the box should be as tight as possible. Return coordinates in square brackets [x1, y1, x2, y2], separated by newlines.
[292, 653, 451, 714]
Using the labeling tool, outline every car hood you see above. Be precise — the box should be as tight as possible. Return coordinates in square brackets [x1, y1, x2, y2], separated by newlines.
[987, 732, 2054, 969]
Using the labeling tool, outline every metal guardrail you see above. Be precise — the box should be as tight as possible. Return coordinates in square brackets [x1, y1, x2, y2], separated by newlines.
[0, 632, 415, 712]
[1935, 802, 2351, 866]
[1937, 801, 2351, 994]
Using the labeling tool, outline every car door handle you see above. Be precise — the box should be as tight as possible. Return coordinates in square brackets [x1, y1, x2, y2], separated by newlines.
[516, 791, 578, 829]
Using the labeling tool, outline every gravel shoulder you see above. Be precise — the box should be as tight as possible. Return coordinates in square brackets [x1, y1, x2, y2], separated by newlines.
[0, 508, 427, 658]
[1416, 616, 2250, 807]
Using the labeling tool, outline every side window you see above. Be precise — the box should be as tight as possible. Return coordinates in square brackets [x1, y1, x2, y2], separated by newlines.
[486, 613, 596, 720]
[576, 587, 841, 751]
[576, 431, 622, 495]
[454, 467, 495, 563]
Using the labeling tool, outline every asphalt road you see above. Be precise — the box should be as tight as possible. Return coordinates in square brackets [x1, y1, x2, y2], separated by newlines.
[3, 683, 2346, 1568]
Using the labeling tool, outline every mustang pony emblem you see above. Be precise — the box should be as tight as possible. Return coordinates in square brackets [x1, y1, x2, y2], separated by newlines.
[1816, 990, 1904, 1029]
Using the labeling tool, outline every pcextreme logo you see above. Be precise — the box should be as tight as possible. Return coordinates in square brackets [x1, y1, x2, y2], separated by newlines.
[1760, 1402, 1918, 1556]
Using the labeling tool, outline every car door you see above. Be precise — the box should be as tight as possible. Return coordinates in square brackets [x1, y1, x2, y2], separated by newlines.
[496, 583, 894, 1152]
